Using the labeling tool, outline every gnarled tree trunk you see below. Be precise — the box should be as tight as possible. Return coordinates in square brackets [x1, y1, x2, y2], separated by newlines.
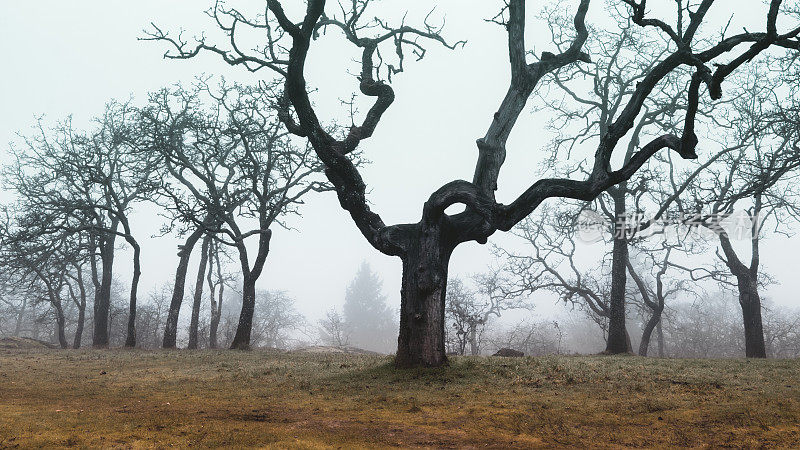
[468, 323, 479, 356]
[718, 227, 767, 359]
[395, 225, 452, 368]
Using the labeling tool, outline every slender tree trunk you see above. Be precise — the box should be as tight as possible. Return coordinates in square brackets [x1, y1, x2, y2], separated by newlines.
[606, 236, 630, 354]
[54, 303, 67, 349]
[124, 241, 142, 348]
[638, 308, 663, 357]
[209, 241, 223, 349]
[209, 289, 222, 349]
[468, 324, 479, 356]
[163, 227, 205, 349]
[656, 320, 665, 357]
[73, 292, 86, 349]
[88, 238, 100, 343]
[230, 276, 257, 350]
[187, 235, 211, 349]
[71, 266, 88, 349]
[14, 297, 27, 336]
[739, 275, 766, 358]
[395, 226, 451, 368]
[93, 226, 118, 348]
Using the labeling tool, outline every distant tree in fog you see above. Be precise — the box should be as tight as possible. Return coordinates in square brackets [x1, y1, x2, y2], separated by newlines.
[141, 82, 328, 350]
[626, 243, 689, 357]
[669, 71, 800, 358]
[4, 103, 160, 349]
[250, 290, 304, 349]
[497, 205, 613, 342]
[445, 274, 530, 356]
[132, 283, 172, 349]
[207, 238, 235, 349]
[763, 303, 800, 358]
[343, 262, 394, 353]
[318, 307, 350, 347]
[487, 320, 564, 357]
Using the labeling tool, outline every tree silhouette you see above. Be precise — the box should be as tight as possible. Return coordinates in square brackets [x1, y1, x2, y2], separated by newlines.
[145, 0, 800, 366]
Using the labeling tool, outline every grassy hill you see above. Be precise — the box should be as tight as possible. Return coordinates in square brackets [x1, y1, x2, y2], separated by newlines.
[1, 349, 798, 447]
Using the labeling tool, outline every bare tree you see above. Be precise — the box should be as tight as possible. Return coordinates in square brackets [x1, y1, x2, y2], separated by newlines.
[187, 235, 211, 349]
[487, 320, 565, 357]
[141, 82, 326, 350]
[498, 205, 614, 340]
[662, 293, 744, 358]
[145, 0, 800, 366]
[132, 283, 172, 349]
[445, 274, 530, 356]
[206, 237, 235, 349]
[5, 103, 159, 348]
[318, 307, 351, 347]
[0, 210, 91, 349]
[63, 239, 91, 349]
[671, 71, 800, 358]
[763, 303, 800, 358]
[626, 243, 688, 356]
[250, 290, 305, 349]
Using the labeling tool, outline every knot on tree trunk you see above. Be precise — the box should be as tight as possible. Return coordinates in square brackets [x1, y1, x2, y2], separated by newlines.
[415, 264, 443, 295]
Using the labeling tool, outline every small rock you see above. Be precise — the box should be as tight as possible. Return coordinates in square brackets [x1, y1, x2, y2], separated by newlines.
[493, 348, 524, 357]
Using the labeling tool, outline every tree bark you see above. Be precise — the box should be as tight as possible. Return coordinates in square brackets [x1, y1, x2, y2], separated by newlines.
[718, 229, 767, 358]
[187, 235, 211, 349]
[163, 227, 205, 349]
[92, 222, 118, 348]
[14, 297, 27, 336]
[468, 324, 479, 356]
[638, 309, 663, 357]
[739, 275, 767, 358]
[656, 320, 665, 357]
[73, 276, 87, 349]
[54, 302, 67, 349]
[605, 191, 631, 354]
[230, 276, 257, 350]
[395, 225, 452, 368]
[230, 228, 271, 350]
[124, 240, 142, 348]
[209, 241, 223, 349]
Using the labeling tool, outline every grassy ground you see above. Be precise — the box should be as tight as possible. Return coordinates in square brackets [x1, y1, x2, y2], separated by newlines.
[0, 349, 798, 448]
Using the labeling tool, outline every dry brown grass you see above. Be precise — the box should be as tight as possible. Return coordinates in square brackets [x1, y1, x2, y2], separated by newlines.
[0, 349, 798, 448]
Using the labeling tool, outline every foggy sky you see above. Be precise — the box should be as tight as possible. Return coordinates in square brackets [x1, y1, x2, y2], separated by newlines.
[1, 1, 797, 327]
